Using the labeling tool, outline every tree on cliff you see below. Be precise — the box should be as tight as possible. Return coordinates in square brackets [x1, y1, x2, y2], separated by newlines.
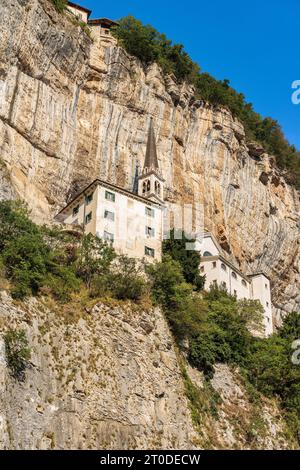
[163, 229, 205, 290]
[112, 16, 300, 189]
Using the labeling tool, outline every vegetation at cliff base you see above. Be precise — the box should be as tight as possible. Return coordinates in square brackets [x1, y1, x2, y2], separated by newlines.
[147, 254, 300, 444]
[112, 16, 300, 189]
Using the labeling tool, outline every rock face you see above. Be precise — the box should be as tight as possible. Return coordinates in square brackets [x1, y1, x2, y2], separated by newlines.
[0, 160, 16, 201]
[0, 293, 293, 450]
[0, 292, 199, 450]
[0, 0, 299, 319]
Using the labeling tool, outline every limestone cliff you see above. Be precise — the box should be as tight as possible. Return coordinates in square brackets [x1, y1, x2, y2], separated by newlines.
[0, 1, 299, 318]
[0, 293, 293, 450]
[0, 293, 198, 450]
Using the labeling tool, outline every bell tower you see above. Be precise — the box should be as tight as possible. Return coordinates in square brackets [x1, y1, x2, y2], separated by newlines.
[138, 118, 164, 203]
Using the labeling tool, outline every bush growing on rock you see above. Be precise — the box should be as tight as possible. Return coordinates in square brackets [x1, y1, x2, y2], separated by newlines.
[0, 201, 83, 300]
[4, 329, 31, 380]
[75, 234, 116, 289]
[91, 255, 147, 302]
[51, 0, 67, 13]
[163, 229, 205, 290]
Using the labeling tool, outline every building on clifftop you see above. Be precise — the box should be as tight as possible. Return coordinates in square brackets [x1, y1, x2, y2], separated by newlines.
[88, 18, 119, 43]
[67, 1, 91, 23]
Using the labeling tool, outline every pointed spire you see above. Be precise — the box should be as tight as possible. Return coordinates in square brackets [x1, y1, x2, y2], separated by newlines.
[132, 161, 139, 194]
[144, 118, 159, 171]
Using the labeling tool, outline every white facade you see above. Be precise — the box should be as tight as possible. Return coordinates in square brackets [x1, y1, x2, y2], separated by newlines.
[56, 180, 164, 262]
[198, 234, 273, 336]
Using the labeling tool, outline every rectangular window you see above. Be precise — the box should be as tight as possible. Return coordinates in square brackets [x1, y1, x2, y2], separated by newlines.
[200, 266, 205, 273]
[145, 246, 155, 258]
[104, 210, 115, 221]
[104, 231, 114, 242]
[105, 190, 115, 202]
[234, 289, 237, 296]
[145, 226, 155, 237]
[145, 207, 155, 218]
[85, 193, 93, 205]
[85, 212, 92, 224]
[212, 261, 217, 268]
[73, 205, 79, 217]
[265, 284, 268, 290]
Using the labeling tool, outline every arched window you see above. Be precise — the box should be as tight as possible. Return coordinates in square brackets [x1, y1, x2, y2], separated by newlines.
[231, 271, 237, 280]
[147, 180, 151, 192]
[155, 181, 161, 195]
[143, 182, 147, 194]
[203, 251, 212, 257]
[221, 263, 227, 271]
[242, 279, 247, 287]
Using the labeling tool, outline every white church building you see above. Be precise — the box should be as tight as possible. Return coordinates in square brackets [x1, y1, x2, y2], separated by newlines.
[56, 119, 165, 262]
[56, 116, 274, 336]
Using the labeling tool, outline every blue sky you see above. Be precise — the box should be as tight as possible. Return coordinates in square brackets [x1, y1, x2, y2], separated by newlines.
[83, 0, 300, 149]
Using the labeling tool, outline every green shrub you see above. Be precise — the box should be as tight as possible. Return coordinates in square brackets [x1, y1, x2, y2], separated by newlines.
[94, 255, 147, 301]
[237, 299, 265, 334]
[0, 201, 38, 252]
[146, 255, 186, 307]
[51, 0, 67, 13]
[113, 16, 300, 189]
[279, 311, 300, 342]
[4, 329, 31, 380]
[112, 16, 199, 83]
[2, 232, 51, 298]
[76, 234, 116, 289]
[165, 287, 207, 341]
[189, 326, 231, 378]
[163, 229, 205, 290]
[45, 267, 80, 302]
[0, 201, 84, 300]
